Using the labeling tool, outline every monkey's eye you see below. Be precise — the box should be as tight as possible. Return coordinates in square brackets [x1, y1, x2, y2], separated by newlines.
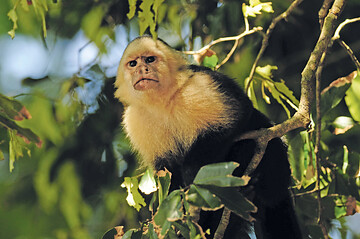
[129, 60, 137, 67]
[145, 56, 156, 64]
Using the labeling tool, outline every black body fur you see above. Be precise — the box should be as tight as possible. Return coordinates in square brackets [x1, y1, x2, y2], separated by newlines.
[154, 65, 302, 239]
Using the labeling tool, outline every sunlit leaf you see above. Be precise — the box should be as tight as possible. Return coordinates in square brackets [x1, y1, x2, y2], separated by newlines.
[261, 83, 271, 104]
[255, 65, 278, 80]
[121, 177, 146, 211]
[245, 78, 258, 109]
[139, 0, 155, 35]
[153, 0, 165, 22]
[333, 116, 355, 135]
[274, 80, 299, 109]
[9, 130, 23, 172]
[7, 9, 18, 39]
[335, 206, 347, 218]
[203, 55, 218, 70]
[139, 168, 157, 195]
[127, 0, 137, 19]
[243, 0, 273, 18]
[264, 81, 291, 118]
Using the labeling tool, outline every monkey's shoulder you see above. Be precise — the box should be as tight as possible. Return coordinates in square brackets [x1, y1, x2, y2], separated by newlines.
[184, 65, 251, 104]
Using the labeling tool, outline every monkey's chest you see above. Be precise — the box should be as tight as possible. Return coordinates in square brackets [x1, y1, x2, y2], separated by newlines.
[123, 107, 200, 165]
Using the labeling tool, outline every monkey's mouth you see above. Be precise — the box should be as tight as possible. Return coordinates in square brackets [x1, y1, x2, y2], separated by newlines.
[134, 78, 159, 90]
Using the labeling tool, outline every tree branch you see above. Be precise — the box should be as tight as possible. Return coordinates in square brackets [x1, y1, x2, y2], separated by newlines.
[183, 26, 263, 66]
[245, 0, 304, 94]
[319, 0, 334, 28]
[213, 207, 231, 239]
[238, 0, 346, 177]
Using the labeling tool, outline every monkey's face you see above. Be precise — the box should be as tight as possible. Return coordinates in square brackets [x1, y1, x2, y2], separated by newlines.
[125, 55, 160, 91]
[115, 37, 178, 105]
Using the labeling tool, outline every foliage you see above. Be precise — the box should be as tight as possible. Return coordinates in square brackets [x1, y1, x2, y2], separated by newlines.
[104, 163, 254, 238]
[0, 93, 42, 171]
[1, 0, 360, 238]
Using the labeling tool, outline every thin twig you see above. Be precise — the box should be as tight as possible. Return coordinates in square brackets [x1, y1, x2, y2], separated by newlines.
[333, 17, 360, 39]
[336, 40, 360, 70]
[332, 17, 360, 70]
[245, 0, 304, 95]
[215, 38, 241, 70]
[183, 27, 262, 55]
[238, 0, 346, 177]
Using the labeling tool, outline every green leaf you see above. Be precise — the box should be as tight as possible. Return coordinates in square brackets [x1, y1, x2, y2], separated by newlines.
[127, 0, 137, 19]
[20, 0, 30, 11]
[203, 55, 218, 69]
[200, 185, 257, 222]
[7, 8, 18, 39]
[9, 131, 19, 172]
[187, 218, 201, 239]
[0, 94, 32, 121]
[0, 115, 42, 148]
[347, 151, 360, 177]
[245, 78, 258, 109]
[193, 162, 246, 187]
[31, 0, 49, 38]
[186, 185, 222, 210]
[0, 150, 4, 161]
[138, 0, 155, 35]
[157, 169, 171, 204]
[264, 81, 291, 118]
[288, 131, 306, 182]
[139, 168, 157, 195]
[243, 0, 274, 18]
[153, 0, 165, 22]
[321, 81, 350, 117]
[274, 80, 299, 109]
[147, 223, 159, 239]
[345, 72, 360, 122]
[121, 177, 146, 211]
[102, 226, 125, 239]
[154, 190, 183, 227]
[334, 206, 346, 218]
[172, 221, 190, 239]
[255, 65, 277, 80]
[81, 4, 111, 52]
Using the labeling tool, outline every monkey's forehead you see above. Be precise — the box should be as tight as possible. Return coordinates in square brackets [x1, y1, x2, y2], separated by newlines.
[122, 38, 167, 60]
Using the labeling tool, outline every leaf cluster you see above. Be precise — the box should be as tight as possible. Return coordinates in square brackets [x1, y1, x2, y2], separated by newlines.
[104, 162, 255, 239]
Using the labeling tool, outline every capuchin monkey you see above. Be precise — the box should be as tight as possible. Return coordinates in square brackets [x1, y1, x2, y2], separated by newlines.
[114, 36, 302, 239]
